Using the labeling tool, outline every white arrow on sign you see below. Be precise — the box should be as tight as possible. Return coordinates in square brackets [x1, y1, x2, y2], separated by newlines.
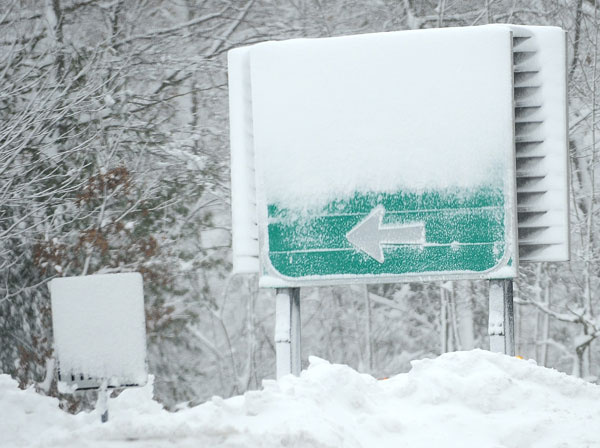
[346, 205, 425, 263]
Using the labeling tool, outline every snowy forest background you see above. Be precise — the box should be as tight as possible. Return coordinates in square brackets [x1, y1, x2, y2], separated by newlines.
[1, 0, 599, 411]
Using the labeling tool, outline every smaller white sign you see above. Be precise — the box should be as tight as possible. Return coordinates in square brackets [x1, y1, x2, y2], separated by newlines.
[49, 273, 147, 391]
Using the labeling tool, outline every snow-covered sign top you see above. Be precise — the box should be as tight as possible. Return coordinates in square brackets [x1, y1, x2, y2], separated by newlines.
[250, 27, 513, 208]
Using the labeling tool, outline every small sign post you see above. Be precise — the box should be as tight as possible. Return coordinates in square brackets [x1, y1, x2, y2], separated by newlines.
[49, 273, 148, 423]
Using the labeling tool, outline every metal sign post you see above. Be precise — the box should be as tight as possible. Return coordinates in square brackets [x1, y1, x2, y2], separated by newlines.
[488, 279, 515, 355]
[97, 380, 109, 423]
[275, 288, 301, 378]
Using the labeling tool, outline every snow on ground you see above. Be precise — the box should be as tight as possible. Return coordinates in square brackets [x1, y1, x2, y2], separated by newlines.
[2, 350, 600, 448]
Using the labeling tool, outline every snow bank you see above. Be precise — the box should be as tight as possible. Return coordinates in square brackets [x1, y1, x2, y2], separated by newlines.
[3, 350, 600, 447]
[0, 375, 84, 447]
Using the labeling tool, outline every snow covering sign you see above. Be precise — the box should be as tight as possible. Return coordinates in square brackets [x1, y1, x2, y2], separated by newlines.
[49, 273, 148, 391]
[229, 26, 520, 286]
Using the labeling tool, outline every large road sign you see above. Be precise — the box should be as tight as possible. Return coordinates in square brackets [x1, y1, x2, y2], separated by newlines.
[230, 26, 524, 287]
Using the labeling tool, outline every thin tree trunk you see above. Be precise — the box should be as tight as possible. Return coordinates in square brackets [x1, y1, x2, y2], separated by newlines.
[540, 267, 550, 366]
[570, 0, 584, 79]
[437, 0, 445, 27]
[440, 285, 448, 353]
[534, 264, 543, 361]
[364, 285, 373, 372]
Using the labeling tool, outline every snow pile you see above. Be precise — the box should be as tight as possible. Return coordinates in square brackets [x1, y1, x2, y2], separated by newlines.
[0, 375, 83, 447]
[3, 350, 600, 447]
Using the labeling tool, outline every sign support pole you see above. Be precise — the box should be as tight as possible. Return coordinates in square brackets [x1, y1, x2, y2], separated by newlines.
[488, 279, 515, 355]
[97, 379, 109, 423]
[275, 288, 301, 379]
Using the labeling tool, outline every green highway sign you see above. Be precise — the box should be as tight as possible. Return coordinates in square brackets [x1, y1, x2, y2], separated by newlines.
[263, 187, 515, 285]
[238, 26, 519, 286]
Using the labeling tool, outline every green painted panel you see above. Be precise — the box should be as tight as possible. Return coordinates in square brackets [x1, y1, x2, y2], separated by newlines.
[266, 187, 507, 278]
[269, 243, 503, 277]
[268, 208, 503, 252]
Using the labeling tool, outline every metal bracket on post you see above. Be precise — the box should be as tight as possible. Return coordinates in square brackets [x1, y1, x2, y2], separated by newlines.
[275, 288, 301, 379]
[488, 279, 515, 356]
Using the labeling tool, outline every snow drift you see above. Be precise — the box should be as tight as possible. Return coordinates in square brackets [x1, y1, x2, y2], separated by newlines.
[2, 350, 600, 448]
